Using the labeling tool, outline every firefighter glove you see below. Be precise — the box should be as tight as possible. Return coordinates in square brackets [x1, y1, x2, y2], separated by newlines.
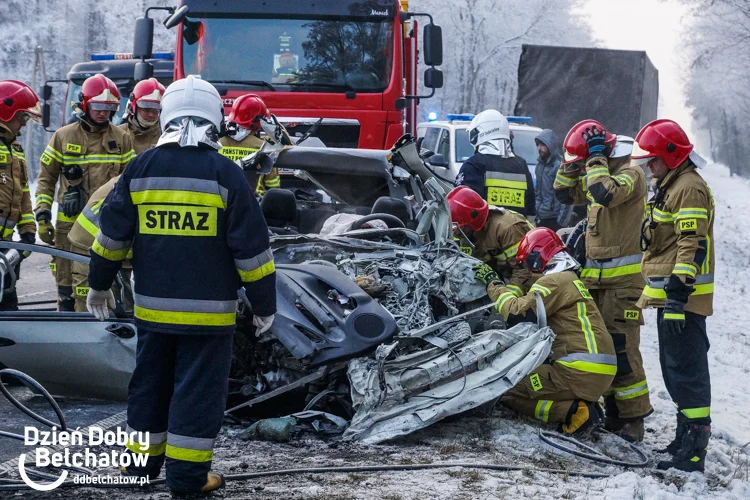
[62, 164, 83, 181]
[86, 288, 115, 321]
[582, 125, 607, 158]
[36, 210, 55, 245]
[61, 185, 87, 218]
[253, 314, 275, 336]
[662, 274, 693, 335]
[474, 262, 501, 287]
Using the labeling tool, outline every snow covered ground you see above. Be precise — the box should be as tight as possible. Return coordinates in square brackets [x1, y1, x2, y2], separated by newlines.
[13, 165, 750, 499]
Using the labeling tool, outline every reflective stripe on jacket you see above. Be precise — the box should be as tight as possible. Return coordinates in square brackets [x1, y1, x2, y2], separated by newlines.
[219, 134, 281, 195]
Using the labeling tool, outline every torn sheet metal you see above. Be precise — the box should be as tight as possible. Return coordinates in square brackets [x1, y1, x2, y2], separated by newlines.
[343, 323, 555, 444]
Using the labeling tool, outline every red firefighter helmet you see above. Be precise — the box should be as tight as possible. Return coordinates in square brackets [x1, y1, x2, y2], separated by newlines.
[79, 74, 120, 113]
[0, 80, 41, 123]
[562, 119, 617, 165]
[128, 78, 165, 115]
[516, 227, 566, 273]
[447, 186, 489, 232]
[632, 119, 694, 170]
[228, 94, 270, 132]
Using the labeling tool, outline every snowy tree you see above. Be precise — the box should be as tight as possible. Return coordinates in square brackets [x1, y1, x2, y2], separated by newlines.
[412, 0, 595, 117]
[676, 0, 750, 176]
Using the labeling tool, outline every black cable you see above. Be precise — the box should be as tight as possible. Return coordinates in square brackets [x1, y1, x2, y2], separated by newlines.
[539, 429, 649, 467]
[0, 368, 67, 436]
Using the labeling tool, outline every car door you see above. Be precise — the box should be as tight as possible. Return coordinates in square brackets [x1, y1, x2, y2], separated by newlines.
[0, 241, 136, 401]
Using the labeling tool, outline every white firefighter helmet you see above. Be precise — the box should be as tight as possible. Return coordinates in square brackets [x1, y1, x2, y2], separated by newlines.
[469, 109, 510, 146]
[160, 75, 223, 131]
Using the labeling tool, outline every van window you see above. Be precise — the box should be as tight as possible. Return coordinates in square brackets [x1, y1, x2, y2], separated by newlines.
[421, 127, 441, 152]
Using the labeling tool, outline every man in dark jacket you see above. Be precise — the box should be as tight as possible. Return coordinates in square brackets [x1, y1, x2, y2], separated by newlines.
[534, 129, 565, 230]
[455, 109, 536, 218]
[87, 76, 276, 494]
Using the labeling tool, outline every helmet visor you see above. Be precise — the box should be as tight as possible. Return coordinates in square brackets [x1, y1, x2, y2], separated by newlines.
[137, 100, 161, 110]
[18, 110, 42, 124]
[562, 148, 584, 164]
[88, 101, 119, 111]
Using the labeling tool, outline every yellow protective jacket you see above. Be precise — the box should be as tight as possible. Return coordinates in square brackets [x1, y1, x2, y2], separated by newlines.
[118, 120, 160, 154]
[0, 124, 35, 239]
[35, 121, 135, 223]
[219, 134, 280, 195]
[636, 160, 714, 316]
[68, 175, 119, 253]
[468, 208, 535, 297]
[554, 155, 646, 290]
[489, 270, 616, 401]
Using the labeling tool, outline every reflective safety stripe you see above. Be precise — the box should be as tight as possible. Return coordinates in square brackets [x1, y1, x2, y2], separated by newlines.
[485, 171, 528, 187]
[613, 173, 635, 194]
[643, 274, 714, 299]
[235, 249, 276, 282]
[47, 149, 136, 165]
[19, 214, 35, 225]
[130, 177, 228, 208]
[652, 207, 673, 223]
[1, 227, 13, 238]
[503, 241, 520, 260]
[663, 312, 685, 321]
[646, 274, 713, 287]
[581, 253, 643, 280]
[585, 166, 609, 180]
[42, 145, 64, 162]
[577, 302, 598, 354]
[92, 232, 132, 261]
[125, 426, 167, 455]
[134, 293, 236, 327]
[584, 253, 642, 270]
[506, 284, 523, 297]
[703, 235, 711, 274]
[614, 380, 649, 400]
[57, 212, 78, 223]
[264, 177, 281, 188]
[672, 263, 697, 278]
[36, 193, 54, 206]
[555, 172, 576, 187]
[676, 207, 708, 220]
[166, 433, 214, 463]
[530, 283, 551, 297]
[681, 407, 710, 419]
[580, 264, 641, 279]
[78, 202, 103, 237]
[494, 291, 516, 313]
[0, 217, 16, 230]
[535, 400, 553, 423]
[556, 353, 617, 375]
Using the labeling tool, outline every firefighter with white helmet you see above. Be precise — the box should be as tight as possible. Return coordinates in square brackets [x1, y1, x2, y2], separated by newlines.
[0, 80, 41, 310]
[34, 73, 135, 311]
[120, 77, 165, 153]
[455, 109, 536, 217]
[87, 75, 276, 493]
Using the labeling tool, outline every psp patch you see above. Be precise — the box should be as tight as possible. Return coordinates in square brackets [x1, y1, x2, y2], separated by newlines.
[624, 309, 640, 320]
[139, 205, 217, 236]
[66, 143, 82, 153]
[679, 219, 697, 232]
[40, 153, 52, 165]
[0, 153, 7, 164]
[573, 279, 593, 300]
[530, 373, 543, 391]
[75, 286, 90, 297]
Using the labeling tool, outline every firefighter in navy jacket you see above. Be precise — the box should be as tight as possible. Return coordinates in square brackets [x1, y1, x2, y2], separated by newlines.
[87, 76, 276, 494]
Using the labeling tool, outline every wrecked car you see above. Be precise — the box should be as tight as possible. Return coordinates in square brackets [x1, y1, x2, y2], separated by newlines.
[0, 139, 554, 443]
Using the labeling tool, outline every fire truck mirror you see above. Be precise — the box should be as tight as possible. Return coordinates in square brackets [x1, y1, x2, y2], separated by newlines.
[164, 6, 189, 29]
[134, 61, 155, 82]
[42, 84, 53, 101]
[424, 68, 443, 89]
[395, 98, 408, 110]
[423, 24, 443, 67]
[133, 16, 155, 59]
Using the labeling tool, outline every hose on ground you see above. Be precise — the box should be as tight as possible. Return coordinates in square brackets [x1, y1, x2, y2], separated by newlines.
[0, 368, 67, 438]
[539, 429, 650, 467]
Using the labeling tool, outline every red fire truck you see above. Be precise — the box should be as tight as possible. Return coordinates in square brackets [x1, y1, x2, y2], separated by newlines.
[133, 0, 443, 149]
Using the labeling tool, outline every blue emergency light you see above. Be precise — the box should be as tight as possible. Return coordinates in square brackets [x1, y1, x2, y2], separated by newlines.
[506, 116, 533, 124]
[91, 52, 174, 61]
[427, 112, 438, 121]
[446, 114, 475, 121]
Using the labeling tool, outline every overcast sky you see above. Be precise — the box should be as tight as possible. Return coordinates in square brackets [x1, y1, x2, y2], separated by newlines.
[578, 0, 696, 139]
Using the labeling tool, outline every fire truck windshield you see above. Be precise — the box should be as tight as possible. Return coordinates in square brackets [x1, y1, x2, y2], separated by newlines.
[181, 16, 394, 92]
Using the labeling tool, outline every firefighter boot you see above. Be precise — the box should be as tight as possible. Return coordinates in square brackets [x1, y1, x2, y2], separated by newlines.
[57, 286, 75, 312]
[171, 472, 225, 497]
[618, 418, 645, 443]
[658, 413, 689, 455]
[561, 401, 603, 435]
[657, 424, 710, 472]
[603, 394, 624, 433]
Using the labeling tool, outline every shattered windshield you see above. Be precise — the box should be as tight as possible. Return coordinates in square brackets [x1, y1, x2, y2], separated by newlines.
[181, 16, 394, 92]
